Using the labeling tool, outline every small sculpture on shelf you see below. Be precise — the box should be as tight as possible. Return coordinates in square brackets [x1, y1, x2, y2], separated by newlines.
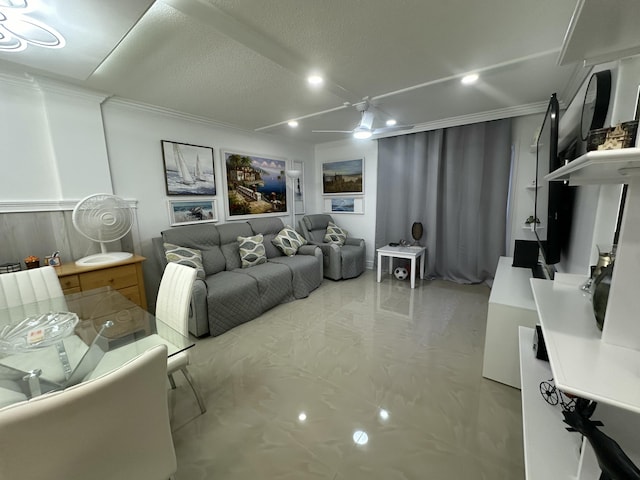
[563, 407, 640, 480]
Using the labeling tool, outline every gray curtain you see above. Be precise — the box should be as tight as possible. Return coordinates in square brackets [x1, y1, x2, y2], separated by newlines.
[375, 119, 512, 283]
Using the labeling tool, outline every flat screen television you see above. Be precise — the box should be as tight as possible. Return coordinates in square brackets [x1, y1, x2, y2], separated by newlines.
[534, 93, 575, 271]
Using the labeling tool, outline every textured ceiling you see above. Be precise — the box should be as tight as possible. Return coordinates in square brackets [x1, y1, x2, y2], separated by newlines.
[0, 0, 592, 143]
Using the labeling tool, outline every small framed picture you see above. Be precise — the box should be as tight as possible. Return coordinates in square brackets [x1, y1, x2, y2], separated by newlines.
[168, 199, 217, 226]
[323, 196, 364, 214]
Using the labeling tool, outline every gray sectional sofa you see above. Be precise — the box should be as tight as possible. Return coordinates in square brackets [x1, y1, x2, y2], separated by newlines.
[152, 217, 323, 337]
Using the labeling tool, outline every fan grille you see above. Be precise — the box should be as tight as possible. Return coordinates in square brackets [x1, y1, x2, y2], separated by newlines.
[72, 194, 133, 243]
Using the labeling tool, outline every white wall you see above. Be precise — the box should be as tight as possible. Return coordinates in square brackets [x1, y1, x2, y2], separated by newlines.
[507, 113, 546, 256]
[102, 100, 314, 248]
[314, 139, 378, 268]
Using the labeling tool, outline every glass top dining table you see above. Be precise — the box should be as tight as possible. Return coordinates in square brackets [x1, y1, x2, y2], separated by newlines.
[0, 287, 194, 407]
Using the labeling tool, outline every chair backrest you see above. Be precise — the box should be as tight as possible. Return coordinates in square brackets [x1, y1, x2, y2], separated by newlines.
[156, 262, 196, 336]
[0, 266, 64, 309]
[0, 344, 176, 480]
[300, 214, 335, 243]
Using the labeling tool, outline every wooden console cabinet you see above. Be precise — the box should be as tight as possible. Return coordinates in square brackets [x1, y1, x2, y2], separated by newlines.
[55, 255, 147, 310]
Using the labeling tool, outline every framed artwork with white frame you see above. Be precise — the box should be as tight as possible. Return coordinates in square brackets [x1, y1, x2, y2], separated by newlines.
[167, 199, 217, 226]
[321, 158, 364, 195]
[292, 160, 306, 214]
[323, 196, 364, 214]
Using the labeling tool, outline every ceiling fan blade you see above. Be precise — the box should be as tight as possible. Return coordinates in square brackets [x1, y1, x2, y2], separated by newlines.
[373, 124, 415, 134]
[312, 130, 352, 133]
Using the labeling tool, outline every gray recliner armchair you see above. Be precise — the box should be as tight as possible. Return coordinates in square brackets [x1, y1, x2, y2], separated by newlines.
[299, 214, 365, 280]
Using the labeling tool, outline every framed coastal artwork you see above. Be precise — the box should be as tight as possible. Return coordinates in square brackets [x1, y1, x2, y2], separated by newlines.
[323, 196, 364, 214]
[167, 199, 217, 226]
[321, 158, 364, 195]
[292, 160, 306, 214]
[161, 140, 216, 196]
[222, 150, 289, 219]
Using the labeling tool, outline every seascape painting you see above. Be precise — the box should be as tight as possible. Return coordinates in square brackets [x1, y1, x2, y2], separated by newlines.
[331, 197, 355, 212]
[162, 140, 216, 196]
[322, 158, 364, 195]
[223, 151, 288, 219]
[168, 199, 217, 226]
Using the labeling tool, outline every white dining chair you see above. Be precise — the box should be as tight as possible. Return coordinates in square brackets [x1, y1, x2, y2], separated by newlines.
[0, 344, 177, 480]
[156, 262, 206, 414]
[0, 266, 89, 387]
[0, 266, 67, 321]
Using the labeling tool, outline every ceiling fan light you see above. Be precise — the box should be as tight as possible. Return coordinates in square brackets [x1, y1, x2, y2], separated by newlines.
[353, 129, 373, 139]
[307, 74, 324, 86]
[461, 73, 479, 85]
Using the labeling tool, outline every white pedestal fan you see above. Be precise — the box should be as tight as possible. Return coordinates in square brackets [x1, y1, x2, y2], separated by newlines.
[72, 194, 134, 267]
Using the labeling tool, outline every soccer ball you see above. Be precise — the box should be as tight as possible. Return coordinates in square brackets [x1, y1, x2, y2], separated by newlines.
[393, 267, 409, 280]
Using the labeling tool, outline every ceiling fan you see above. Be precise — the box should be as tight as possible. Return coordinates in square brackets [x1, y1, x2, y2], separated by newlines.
[312, 99, 414, 139]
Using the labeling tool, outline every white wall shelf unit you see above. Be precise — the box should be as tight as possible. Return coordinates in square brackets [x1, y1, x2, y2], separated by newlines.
[545, 147, 640, 185]
[518, 326, 582, 480]
[545, 147, 640, 353]
[530, 278, 640, 414]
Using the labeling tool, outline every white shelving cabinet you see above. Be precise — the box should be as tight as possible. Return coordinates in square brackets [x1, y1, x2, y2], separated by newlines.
[518, 147, 640, 479]
[545, 147, 640, 352]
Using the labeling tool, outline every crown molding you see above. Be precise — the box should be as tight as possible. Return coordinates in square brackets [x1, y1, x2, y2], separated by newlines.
[0, 71, 40, 90]
[26, 74, 111, 103]
[0, 199, 138, 213]
[103, 96, 241, 129]
[373, 101, 552, 140]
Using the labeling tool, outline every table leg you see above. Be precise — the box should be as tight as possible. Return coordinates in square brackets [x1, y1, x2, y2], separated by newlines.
[377, 253, 382, 283]
[420, 252, 425, 279]
[389, 256, 393, 275]
[410, 256, 416, 289]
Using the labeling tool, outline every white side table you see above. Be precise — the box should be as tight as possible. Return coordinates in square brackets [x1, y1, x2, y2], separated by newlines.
[376, 245, 427, 289]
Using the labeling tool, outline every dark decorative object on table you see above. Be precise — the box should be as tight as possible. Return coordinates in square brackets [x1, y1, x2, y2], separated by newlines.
[0, 262, 21, 274]
[411, 222, 423, 246]
[591, 263, 614, 331]
[563, 409, 640, 480]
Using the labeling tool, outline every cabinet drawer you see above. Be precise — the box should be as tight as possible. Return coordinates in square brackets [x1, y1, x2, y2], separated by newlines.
[59, 275, 80, 291]
[80, 264, 138, 291]
[63, 286, 82, 294]
[118, 285, 141, 307]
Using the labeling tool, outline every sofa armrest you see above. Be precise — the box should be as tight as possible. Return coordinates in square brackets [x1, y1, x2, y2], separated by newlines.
[297, 244, 319, 256]
[188, 278, 209, 337]
[345, 237, 365, 248]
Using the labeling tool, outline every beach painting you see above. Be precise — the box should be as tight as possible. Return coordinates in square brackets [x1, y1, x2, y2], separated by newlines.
[162, 140, 216, 196]
[331, 197, 355, 212]
[322, 158, 364, 195]
[324, 196, 364, 215]
[168, 199, 217, 226]
[222, 151, 288, 219]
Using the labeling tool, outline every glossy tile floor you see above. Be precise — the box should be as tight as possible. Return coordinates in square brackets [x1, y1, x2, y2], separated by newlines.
[169, 270, 525, 479]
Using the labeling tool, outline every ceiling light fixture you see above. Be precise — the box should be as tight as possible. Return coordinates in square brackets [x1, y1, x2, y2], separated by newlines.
[461, 73, 479, 85]
[0, 1, 66, 53]
[307, 74, 324, 87]
[386, 119, 397, 127]
[288, 120, 299, 128]
[353, 128, 373, 140]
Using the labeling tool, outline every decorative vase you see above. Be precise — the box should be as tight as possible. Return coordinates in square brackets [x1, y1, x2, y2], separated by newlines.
[591, 263, 613, 331]
[411, 222, 423, 246]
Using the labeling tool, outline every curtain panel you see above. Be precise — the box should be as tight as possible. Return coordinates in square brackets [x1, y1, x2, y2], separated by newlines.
[375, 119, 512, 283]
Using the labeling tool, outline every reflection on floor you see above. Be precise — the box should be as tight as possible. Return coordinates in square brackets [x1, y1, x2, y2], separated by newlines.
[169, 270, 524, 479]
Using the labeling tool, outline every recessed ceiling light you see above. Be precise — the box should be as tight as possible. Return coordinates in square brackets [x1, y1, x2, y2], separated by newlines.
[288, 120, 299, 128]
[307, 74, 324, 86]
[461, 73, 479, 85]
[298, 412, 307, 422]
[352, 430, 369, 445]
[386, 119, 397, 127]
[379, 409, 390, 420]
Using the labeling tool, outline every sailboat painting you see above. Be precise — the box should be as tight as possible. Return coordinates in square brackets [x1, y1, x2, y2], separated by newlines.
[161, 140, 216, 196]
